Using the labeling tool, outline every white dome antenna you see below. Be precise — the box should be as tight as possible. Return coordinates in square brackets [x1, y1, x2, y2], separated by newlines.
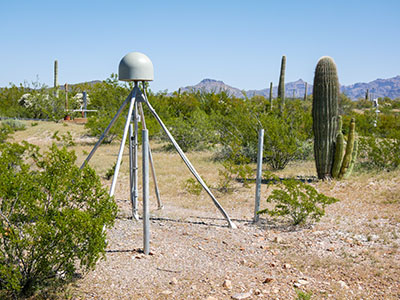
[118, 52, 154, 82]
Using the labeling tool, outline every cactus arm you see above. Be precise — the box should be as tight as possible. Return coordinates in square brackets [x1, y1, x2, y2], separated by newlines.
[339, 118, 356, 179]
[344, 139, 358, 179]
[332, 116, 344, 178]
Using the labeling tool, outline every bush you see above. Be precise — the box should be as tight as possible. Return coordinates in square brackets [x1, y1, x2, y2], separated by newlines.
[258, 173, 338, 225]
[261, 114, 302, 169]
[0, 125, 13, 143]
[162, 109, 217, 152]
[358, 135, 400, 171]
[0, 142, 118, 297]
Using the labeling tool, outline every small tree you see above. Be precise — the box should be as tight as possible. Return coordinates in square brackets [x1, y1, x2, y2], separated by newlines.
[0, 142, 118, 297]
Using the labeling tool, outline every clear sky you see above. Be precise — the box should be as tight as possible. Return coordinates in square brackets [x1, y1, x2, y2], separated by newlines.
[0, 0, 399, 92]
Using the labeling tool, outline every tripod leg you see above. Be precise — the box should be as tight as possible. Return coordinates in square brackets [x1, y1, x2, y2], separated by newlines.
[138, 102, 163, 209]
[142, 97, 236, 229]
[80, 90, 133, 169]
[133, 101, 139, 219]
[109, 87, 138, 197]
[129, 122, 139, 221]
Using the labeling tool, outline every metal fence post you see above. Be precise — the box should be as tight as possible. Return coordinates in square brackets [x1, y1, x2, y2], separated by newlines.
[254, 128, 264, 222]
[142, 129, 150, 254]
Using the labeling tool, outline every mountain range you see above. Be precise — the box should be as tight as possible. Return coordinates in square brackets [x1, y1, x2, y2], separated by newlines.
[177, 76, 400, 100]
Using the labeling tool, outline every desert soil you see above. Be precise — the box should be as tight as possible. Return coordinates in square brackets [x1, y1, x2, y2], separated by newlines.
[11, 121, 400, 300]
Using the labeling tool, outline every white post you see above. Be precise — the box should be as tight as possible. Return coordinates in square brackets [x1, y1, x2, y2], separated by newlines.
[254, 129, 264, 223]
[129, 121, 139, 221]
[142, 129, 150, 255]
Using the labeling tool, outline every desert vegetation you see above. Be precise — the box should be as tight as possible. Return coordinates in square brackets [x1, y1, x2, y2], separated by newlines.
[1, 61, 400, 298]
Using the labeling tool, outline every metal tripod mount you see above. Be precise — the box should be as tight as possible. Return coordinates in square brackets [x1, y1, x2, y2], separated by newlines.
[81, 52, 236, 229]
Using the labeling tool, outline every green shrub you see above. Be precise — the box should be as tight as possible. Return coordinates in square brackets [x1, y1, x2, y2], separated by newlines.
[258, 173, 339, 225]
[162, 109, 217, 152]
[358, 135, 400, 171]
[0, 142, 118, 297]
[0, 125, 13, 143]
[295, 289, 313, 300]
[261, 114, 302, 169]
[183, 178, 202, 195]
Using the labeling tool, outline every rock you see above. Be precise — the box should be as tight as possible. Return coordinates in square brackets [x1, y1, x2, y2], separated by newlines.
[338, 280, 349, 289]
[161, 290, 172, 295]
[205, 297, 218, 300]
[254, 289, 262, 295]
[263, 277, 274, 284]
[369, 234, 379, 241]
[293, 282, 302, 288]
[231, 292, 252, 300]
[283, 263, 291, 269]
[298, 279, 309, 285]
[170, 277, 178, 285]
[274, 236, 283, 243]
[294, 279, 309, 287]
[223, 279, 233, 290]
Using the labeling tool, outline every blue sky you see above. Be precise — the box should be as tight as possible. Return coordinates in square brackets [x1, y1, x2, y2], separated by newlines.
[0, 0, 399, 92]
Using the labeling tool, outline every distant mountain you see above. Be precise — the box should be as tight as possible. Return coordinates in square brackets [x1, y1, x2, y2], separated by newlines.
[179, 78, 245, 98]
[341, 76, 400, 100]
[176, 76, 400, 100]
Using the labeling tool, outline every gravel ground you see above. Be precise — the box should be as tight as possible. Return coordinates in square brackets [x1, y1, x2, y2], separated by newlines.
[71, 188, 400, 300]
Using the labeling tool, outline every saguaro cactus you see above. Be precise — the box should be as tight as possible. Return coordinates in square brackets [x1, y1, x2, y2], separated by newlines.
[278, 55, 286, 112]
[312, 56, 339, 180]
[304, 82, 308, 101]
[269, 82, 273, 110]
[54, 60, 59, 97]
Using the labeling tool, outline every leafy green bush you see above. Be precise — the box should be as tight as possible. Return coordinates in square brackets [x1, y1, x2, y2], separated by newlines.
[0, 125, 13, 143]
[258, 173, 338, 225]
[261, 114, 302, 169]
[358, 135, 400, 171]
[0, 142, 117, 297]
[162, 109, 217, 152]
[216, 97, 312, 170]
